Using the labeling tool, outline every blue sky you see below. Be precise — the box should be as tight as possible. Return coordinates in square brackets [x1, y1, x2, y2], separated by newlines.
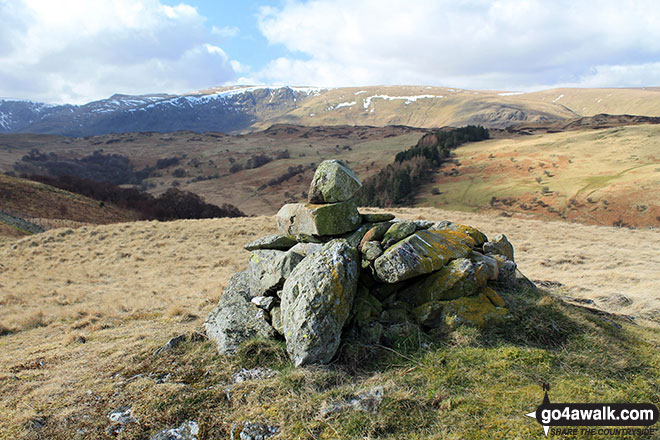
[163, 0, 289, 72]
[2, 0, 660, 104]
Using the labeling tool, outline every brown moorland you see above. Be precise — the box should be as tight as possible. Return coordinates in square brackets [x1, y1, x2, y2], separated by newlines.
[0, 208, 659, 438]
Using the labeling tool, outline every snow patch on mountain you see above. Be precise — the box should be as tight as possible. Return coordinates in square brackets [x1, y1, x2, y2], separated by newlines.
[326, 101, 356, 111]
[362, 94, 439, 110]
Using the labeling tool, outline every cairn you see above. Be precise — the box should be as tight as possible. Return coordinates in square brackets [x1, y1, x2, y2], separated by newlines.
[205, 160, 532, 366]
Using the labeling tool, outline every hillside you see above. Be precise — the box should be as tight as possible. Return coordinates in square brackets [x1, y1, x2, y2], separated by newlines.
[415, 124, 660, 227]
[2, 117, 659, 227]
[0, 210, 658, 438]
[0, 174, 140, 239]
[0, 125, 427, 215]
[4, 86, 660, 136]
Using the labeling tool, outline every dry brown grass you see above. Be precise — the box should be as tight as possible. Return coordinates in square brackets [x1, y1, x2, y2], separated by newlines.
[0, 210, 658, 437]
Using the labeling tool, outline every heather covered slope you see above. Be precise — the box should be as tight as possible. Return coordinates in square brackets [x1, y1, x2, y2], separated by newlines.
[0, 210, 659, 438]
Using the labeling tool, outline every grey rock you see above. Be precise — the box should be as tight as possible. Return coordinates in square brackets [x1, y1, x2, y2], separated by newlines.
[413, 220, 435, 230]
[470, 251, 499, 281]
[342, 222, 376, 248]
[373, 229, 474, 283]
[276, 200, 361, 236]
[231, 422, 279, 440]
[382, 221, 417, 248]
[361, 241, 383, 261]
[248, 249, 303, 296]
[270, 306, 283, 335]
[358, 222, 393, 250]
[107, 407, 136, 435]
[360, 213, 395, 222]
[288, 242, 322, 257]
[150, 421, 199, 440]
[320, 386, 385, 416]
[224, 270, 252, 301]
[281, 240, 359, 366]
[244, 234, 298, 251]
[308, 159, 362, 203]
[483, 233, 514, 261]
[108, 407, 136, 425]
[233, 367, 278, 383]
[491, 254, 517, 286]
[154, 334, 187, 356]
[205, 289, 275, 355]
[251, 296, 276, 311]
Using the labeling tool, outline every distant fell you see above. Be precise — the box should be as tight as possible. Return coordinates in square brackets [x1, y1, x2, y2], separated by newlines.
[4, 86, 660, 136]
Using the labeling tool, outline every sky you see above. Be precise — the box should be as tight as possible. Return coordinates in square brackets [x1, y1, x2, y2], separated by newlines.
[1, 0, 660, 104]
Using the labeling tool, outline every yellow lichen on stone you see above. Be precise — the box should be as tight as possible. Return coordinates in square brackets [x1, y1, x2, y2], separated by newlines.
[481, 286, 505, 308]
[441, 291, 508, 329]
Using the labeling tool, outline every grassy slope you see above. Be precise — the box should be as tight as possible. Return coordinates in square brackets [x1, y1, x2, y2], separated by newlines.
[0, 174, 141, 238]
[522, 87, 660, 118]
[415, 125, 660, 228]
[1, 210, 659, 439]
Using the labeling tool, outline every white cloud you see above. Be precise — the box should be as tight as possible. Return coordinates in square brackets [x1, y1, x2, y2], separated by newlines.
[256, 0, 660, 89]
[212, 25, 240, 38]
[0, 0, 240, 103]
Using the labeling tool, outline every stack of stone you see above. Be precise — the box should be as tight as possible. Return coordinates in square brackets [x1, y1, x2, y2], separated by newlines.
[205, 160, 533, 367]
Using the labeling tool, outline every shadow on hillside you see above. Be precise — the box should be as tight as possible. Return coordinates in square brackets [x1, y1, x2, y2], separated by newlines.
[333, 285, 637, 375]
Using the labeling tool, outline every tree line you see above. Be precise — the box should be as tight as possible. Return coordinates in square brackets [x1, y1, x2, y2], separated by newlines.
[25, 174, 245, 221]
[356, 125, 489, 206]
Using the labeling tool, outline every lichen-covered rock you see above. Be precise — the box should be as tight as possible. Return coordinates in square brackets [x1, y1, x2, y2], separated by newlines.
[431, 221, 488, 247]
[150, 421, 199, 440]
[358, 222, 393, 250]
[251, 296, 276, 311]
[491, 254, 517, 286]
[440, 288, 508, 329]
[224, 270, 253, 300]
[248, 249, 303, 296]
[270, 307, 283, 335]
[373, 229, 475, 283]
[281, 240, 359, 366]
[483, 233, 514, 261]
[361, 241, 383, 261]
[482, 286, 505, 307]
[412, 287, 508, 329]
[382, 221, 417, 248]
[414, 220, 435, 230]
[342, 222, 376, 247]
[402, 258, 484, 306]
[308, 159, 362, 203]
[231, 422, 279, 440]
[470, 251, 499, 281]
[244, 234, 298, 251]
[288, 242, 322, 257]
[350, 286, 383, 323]
[276, 200, 361, 236]
[205, 288, 275, 355]
[360, 213, 395, 222]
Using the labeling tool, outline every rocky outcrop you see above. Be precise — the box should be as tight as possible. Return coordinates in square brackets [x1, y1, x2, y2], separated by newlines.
[205, 159, 533, 366]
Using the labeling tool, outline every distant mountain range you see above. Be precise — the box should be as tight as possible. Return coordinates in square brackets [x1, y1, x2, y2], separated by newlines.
[3, 85, 660, 136]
